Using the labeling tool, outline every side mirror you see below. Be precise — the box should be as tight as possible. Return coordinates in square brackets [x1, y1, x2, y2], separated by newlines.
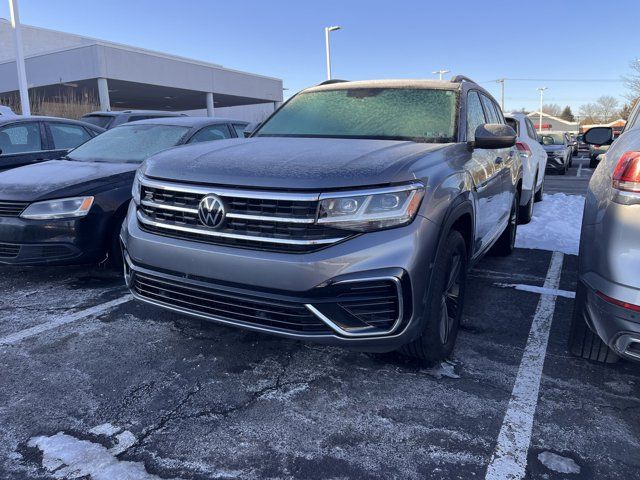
[243, 121, 262, 138]
[474, 123, 517, 149]
[583, 127, 614, 146]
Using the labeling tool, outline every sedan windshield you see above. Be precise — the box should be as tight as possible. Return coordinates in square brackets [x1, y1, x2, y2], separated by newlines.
[540, 133, 566, 146]
[66, 124, 189, 163]
[257, 88, 457, 143]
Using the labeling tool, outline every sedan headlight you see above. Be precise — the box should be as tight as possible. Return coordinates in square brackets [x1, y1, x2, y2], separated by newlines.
[20, 196, 94, 220]
[132, 172, 142, 205]
[317, 183, 424, 232]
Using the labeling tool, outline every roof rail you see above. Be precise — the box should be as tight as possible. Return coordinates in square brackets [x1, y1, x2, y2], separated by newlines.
[317, 79, 349, 86]
[450, 75, 477, 84]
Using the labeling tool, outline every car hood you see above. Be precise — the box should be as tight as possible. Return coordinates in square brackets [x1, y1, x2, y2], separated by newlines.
[0, 160, 137, 202]
[142, 137, 450, 190]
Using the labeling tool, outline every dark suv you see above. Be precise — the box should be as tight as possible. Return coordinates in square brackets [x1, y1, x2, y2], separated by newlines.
[122, 77, 521, 362]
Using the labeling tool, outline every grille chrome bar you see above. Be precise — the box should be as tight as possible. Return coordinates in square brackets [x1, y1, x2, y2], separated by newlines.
[0, 200, 29, 217]
[137, 210, 344, 246]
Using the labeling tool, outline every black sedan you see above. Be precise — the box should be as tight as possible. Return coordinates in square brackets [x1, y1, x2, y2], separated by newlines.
[0, 116, 104, 172]
[0, 117, 247, 266]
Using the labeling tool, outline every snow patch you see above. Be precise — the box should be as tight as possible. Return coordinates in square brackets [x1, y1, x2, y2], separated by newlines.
[424, 361, 460, 379]
[537, 451, 581, 474]
[28, 431, 175, 480]
[515, 193, 584, 255]
[89, 423, 121, 437]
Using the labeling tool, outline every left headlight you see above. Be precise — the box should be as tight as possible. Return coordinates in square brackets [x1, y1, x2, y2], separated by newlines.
[20, 196, 94, 220]
[317, 183, 425, 232]
[132, 172, 142, 205]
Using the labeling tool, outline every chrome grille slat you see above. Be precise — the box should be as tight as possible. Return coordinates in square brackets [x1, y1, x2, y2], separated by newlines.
[137, 179, 350, 253]
[0, 201, 29, 217]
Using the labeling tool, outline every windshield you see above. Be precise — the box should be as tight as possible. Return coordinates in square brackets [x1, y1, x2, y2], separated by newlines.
[257, 88, 457, 142]
[81, 115, 115, 129]
[66, 124, 189, 163]
[540, 133, 566, 146]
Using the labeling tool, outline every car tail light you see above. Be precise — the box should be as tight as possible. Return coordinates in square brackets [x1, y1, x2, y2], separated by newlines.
[515, 142, 532, 159]
[596, 291, 640, 312]
[612, 151, 640, 193]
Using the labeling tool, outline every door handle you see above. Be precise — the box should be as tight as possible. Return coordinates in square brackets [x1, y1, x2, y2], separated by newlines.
[494, 157, 504, 164]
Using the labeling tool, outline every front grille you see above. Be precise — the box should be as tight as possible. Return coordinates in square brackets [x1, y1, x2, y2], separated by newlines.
[337, 280, 400, 330]
[0, 242, 20, 258]
[131, 270, 332, 334]
[0, 200, 29, 217]
[137, 181, 351, 253]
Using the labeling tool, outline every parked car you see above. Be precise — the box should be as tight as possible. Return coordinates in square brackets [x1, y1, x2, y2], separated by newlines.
[0, 116, 103, 172]
[505, 113, 548, 223]
[0, 117, 247, 266]
[570, 103, 640, 363]
[80, 110, 188, 130]
[567, 133, 579, 157]
[121, 77, 521, 363]
[540, 132, 572, 174]
[577, 133, 589, 153]
[0, 106, 17, 117]
[589, 143, 610, 168]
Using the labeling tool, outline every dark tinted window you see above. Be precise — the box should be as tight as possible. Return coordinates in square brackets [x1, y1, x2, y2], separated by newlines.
[188, 124, 232, 143]
[81, 115, 114, 129]
[466, 92, 487, 141]
[0, 122, 42, 154]
[49, 123, 93, 149]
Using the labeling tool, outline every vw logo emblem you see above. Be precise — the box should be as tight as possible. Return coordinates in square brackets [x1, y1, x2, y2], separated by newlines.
[198, 194, 226, 229]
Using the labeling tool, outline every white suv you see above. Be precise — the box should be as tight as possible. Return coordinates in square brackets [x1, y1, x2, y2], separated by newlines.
[506, 112, 548, 223]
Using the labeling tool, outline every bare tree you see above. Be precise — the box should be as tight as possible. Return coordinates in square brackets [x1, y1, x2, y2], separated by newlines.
[578, 103, 600, 124]
[596, 95, 620, 122]
[622, 59, 640, 103]
[541, 103, 561, 117]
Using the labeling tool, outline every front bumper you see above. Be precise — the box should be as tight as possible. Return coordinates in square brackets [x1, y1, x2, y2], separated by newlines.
[0, 214, 104, 266]
[545, 155, 566, 172]
[121, 201, 439, 351]
[580, 279, 640, 361]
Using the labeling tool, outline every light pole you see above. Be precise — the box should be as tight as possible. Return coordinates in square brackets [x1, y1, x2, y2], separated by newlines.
[537, 87, 548, 133]
[497, 78, 505, 112]
[324, 25, 341, 80]
[432, 69, 450, 81]
[8, 0, 30, 115]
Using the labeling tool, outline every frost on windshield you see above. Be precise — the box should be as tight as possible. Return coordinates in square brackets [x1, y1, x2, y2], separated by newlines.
[259, 88, 457, 142]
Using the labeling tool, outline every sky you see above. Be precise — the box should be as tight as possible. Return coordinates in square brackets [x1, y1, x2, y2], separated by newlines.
[0, 0, 637, 115]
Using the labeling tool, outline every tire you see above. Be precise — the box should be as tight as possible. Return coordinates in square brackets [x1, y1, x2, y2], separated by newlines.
[519, 176, 536, 224]
[399, 230, 467, 363]
[107, 216, 126, 270]
[560, 164, 567, 175]
[568, 282, 619, 363]
[534, 175, 544, 202]
[492, 189, 519, 256]
[589, 159, 598, 169]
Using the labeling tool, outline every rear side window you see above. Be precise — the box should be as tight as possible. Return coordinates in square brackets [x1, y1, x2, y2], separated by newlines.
[187, 124, 232, 144]
[0, 122, 42, 154]
[49, 123, 93, 149]
[466, 92, 487, 141]
[525, 118, 538, 140]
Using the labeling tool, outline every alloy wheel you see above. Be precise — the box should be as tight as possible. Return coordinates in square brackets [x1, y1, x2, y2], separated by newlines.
[439, 252, 462, 345]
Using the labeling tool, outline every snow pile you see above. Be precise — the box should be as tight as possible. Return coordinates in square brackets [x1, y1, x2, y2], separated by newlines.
[516, 193, 584, 255]
[537, 451, 581, 474]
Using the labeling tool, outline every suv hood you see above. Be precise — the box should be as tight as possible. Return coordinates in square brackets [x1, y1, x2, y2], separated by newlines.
[142, 137, 450, 190]
[0, 160, 137, 202]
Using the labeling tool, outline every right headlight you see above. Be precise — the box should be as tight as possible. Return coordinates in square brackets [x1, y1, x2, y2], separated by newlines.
[317, 183, 425, 232]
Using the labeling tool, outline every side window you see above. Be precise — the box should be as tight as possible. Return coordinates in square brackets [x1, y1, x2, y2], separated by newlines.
[480, 95, 499, 124]
[187, 124, 232, 144]
[232, 124, 247, 137]
[466, 91, 487, 141]
[0, 122, 42, 155]
[525, 119, 537, 140]
[49, 123, 93, 149]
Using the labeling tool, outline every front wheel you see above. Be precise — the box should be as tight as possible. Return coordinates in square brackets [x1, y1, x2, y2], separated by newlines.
[519, 175, 536, 224]
[534, 174, 544, 202]
[492, 189, 519, 256]
[399, 230, 467, 363]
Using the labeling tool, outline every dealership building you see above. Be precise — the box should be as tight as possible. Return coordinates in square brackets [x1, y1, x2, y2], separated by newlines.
[0, 19, 283, 121]
[526, 111, 579, 133]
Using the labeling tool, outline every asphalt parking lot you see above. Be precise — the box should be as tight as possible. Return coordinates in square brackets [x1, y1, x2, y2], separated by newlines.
[1, 154, 638, 480]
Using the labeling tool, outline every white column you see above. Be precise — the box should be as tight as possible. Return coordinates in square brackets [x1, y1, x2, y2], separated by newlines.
[206, 92, 215, 117]
[8, 0, 30, 115]
[97, 78, 110, 111]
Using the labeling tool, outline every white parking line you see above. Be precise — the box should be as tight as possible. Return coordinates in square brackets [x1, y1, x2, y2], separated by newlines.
[576, 163, 582, 177]
[485, 251, 564, 480]
[494, 282, 575, 299]
[0, 295, 132, 346]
